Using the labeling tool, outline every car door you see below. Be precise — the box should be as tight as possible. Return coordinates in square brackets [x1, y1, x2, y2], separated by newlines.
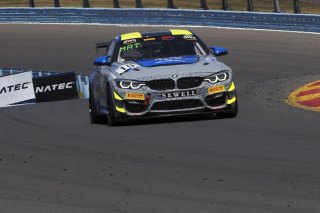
[96, 39, 117, 109]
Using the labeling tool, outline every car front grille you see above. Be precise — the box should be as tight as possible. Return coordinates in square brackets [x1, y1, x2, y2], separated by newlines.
[177, 77, 203, 89]
[151, 99, 204, 111]
[125, 100, 146, 113]
[205, 93, 226, 107]
[146, 79, 175, 91]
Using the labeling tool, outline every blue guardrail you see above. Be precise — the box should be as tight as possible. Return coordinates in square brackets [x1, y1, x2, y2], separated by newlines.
[0, 8, 320, 33]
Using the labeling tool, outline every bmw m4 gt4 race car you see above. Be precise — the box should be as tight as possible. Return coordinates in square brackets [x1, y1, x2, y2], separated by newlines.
[89, 29, 237, 125]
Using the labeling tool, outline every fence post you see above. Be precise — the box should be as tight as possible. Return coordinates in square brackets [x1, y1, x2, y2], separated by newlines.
[135, 0, 143, 8]
[221, 0, 229, 10]
[293, 0, 301, 13]
[83, 0, 90, 8]
[273, 0, 281, 12]
[29, 0, 35, 7]
[54, 0, 60, 7]
[167, 0, 176, 9]
[247, 0, 254, 11]
[113, 0, 120, 8]
[200, 0, 209, 10]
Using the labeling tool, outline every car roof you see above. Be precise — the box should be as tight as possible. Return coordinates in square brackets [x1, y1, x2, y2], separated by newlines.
[117, 29, 193, 41]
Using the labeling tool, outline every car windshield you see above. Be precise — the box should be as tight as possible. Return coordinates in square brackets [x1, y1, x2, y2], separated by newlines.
[117, 35, 208, 62]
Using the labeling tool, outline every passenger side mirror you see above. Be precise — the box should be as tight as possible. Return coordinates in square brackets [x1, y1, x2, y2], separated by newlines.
[210, 46, 228, 56]
[94, 56, 110, 66]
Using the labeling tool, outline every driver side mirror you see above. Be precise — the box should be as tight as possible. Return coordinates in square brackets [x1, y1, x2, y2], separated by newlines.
[94, 56, 110, 66]
[210, 46, 228, 57]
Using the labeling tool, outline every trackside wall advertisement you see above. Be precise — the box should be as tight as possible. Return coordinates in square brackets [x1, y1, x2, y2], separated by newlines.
[33, 72, 78, 103]
[0, 72, 35, 107]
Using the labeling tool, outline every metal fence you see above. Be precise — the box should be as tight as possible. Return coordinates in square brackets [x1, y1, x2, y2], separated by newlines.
[24, 0, 304, 13]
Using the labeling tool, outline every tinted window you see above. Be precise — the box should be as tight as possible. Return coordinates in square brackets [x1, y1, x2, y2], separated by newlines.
[117, 35, 207, 62]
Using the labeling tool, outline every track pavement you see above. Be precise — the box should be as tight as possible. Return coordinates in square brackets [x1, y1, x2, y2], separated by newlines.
[0, 24, 319, 213]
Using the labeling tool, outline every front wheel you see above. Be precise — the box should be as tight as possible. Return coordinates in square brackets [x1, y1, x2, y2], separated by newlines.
[89, 90, 105, 124]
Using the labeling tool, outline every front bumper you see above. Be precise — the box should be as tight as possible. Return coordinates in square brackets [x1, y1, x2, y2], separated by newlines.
[112, 81, 237, 118]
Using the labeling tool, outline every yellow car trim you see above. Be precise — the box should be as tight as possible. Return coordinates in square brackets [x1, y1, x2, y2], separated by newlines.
[113, 91, 123, 100]
[115, 105, 126, 113]
[170, 29, 192, 35]
[228, 82, 236, 92]
[121, 32, 142, 41]
[227, 97, 237, 105]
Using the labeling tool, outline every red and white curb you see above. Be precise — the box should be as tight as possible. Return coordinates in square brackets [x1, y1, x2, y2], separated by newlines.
[286, 80, 320, 112]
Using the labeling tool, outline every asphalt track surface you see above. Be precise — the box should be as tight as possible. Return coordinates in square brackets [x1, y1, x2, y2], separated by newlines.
[0, 24, 320, 213]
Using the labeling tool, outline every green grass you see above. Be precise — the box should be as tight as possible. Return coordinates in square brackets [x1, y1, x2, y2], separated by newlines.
[0, 0, 319, 14]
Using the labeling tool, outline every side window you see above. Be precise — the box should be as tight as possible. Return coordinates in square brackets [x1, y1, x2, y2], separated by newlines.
[107, 40, 116, 62]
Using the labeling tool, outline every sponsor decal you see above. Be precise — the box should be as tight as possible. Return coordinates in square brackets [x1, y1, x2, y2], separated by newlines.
[158, 90, 197, 99]
[123, 38, 136, 45]
[126, 93, 145, 100]
[0, 82, 31, 94]
[0, 72, 35, 107]
[143, 38, 156, 41]
[161, 35, 175, 40]
[208, 85, 225, 94]
[119, 43, 141, 53]
[183, 35, 197, 41]
[35, 82, 75, 93]
[33, 72, 78, 103]
[154, 57, 184, 64]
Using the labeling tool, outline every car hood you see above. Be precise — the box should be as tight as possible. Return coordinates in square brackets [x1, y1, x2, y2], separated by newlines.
[111, 55, 231, 80]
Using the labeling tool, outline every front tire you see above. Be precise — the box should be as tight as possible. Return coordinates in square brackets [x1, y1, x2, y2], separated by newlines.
[89, 89, 104, 124]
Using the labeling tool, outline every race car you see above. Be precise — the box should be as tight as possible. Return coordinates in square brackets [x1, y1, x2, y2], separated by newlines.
[89, 29, 237, 125]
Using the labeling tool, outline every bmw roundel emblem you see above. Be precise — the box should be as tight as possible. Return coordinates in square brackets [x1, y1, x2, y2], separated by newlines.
[172, 74, 179, 78]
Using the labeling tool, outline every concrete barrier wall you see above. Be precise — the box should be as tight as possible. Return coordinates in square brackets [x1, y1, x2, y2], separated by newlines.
[0, 8, 319, 33]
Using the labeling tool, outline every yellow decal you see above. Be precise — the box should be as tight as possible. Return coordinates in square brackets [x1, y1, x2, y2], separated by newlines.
[170, 29, 192, 35]
[113, 91, 123, 100]
[121, 32, 142, 41]
[143, 38, 156, 41]
[115, 106, 126, 113]
[126, 93, 145, 100]
[208, 85, 225, 94]
[228, 82, 236, 92]
[227, 97, 237, 104]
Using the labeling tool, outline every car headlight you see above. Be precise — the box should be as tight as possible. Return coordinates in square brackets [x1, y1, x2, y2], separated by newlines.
[116, 80, 146, 90]
[204, 71, 230, 84]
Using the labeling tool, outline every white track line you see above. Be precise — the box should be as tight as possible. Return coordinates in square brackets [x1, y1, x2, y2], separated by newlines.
[1, 22, 320, 35]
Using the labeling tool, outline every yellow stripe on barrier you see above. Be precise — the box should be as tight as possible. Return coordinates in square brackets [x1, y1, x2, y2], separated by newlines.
[228, 82, 236, 91]
[294, 93, 320, 102]
[286, 80, 320, 112]
[121, 32, 142, 41]
[170, 29, 192, 35]
[227, 97, 236, 104]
